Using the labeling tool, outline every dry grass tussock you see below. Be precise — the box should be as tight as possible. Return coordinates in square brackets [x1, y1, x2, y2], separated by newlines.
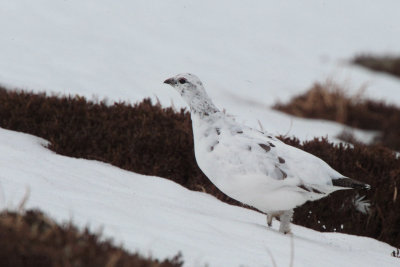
[0, 209, 183, 267]
[273, 81, 400, 150]
[353, 54, 400, 78]
[0, 87, 399, 248]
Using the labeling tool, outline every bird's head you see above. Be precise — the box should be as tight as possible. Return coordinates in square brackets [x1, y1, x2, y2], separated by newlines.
[164, 73, 218, 115]
[164, 73, 204, 97]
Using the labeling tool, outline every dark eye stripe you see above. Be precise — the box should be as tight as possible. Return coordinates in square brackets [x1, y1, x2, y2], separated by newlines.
[178, 78, 187, 84]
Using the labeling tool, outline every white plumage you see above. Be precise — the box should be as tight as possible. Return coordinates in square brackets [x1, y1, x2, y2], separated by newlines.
[164, 73, 369, 234]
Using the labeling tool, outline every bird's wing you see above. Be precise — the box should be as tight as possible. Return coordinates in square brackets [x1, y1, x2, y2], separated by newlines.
[213, 120, 343, 192]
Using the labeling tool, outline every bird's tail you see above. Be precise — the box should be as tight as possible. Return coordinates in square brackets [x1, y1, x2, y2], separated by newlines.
[332, 177, 371, 190]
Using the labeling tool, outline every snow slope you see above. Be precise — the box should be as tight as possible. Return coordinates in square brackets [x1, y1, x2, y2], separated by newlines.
[1, 0, 399, 142]
[0, 128, 398, 267]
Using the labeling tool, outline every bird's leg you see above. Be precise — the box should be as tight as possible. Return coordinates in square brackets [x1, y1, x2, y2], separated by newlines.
[267, 211, 283, 227]
[278, 209, 294, 234]
[267, 213, 273, 227]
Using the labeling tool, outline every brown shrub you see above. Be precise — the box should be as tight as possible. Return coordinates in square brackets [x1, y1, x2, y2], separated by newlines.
[353, 54, 400, 78]
[273, 81, 400, 150]
[0, 209, 183, 267]
[0, 87, 399, 247]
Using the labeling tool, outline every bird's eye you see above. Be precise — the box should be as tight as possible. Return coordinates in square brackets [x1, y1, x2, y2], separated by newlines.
[178, 78, 187, 84]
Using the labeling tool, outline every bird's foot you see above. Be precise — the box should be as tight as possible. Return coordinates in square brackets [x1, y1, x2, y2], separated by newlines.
[281, 229, 292, 235]
[278, 209, 294, 234]
[279, 224, 292, 234]
[267, 214, 273, 227]
[266, 211, 283, 228]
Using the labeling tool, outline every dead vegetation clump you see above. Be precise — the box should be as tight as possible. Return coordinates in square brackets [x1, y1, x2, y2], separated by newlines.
[273, 81, 400, 150]
[392, 248, 400, 258]
[0, 87, 399, 247]
[0, 209, 183, 267]
[353, 54, 400, 78]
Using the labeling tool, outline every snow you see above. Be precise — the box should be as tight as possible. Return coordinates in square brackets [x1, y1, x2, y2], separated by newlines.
[0, 128, 398, 267]
[1, 0, 399, 142]
[0, 1, 399, 266]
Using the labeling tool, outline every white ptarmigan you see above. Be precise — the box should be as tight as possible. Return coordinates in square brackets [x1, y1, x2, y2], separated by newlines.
[164, 73, 370, 234]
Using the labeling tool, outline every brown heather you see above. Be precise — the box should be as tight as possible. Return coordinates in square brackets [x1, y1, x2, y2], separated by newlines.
[0, 86, 398, 250]
[353, 54, 400, 79]
[273, 81, 400, 150]
[0, 209, 183, 267]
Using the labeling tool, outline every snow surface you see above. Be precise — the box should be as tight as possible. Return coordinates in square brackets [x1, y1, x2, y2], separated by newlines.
[0, 128, 398, 267]
[1, 0, 399, 142]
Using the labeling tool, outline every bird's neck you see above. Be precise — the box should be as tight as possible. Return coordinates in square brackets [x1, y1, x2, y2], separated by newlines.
[188, 93, 219, 118]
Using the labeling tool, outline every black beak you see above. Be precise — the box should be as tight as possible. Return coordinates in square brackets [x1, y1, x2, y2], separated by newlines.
[164, 78, 176, 85]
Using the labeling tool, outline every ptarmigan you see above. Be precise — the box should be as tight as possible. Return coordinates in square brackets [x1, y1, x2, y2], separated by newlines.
[164, 73, 370, 234]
